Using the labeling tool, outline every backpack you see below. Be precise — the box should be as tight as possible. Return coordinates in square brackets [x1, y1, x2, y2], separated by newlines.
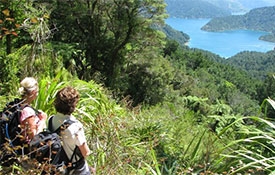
[29, 116, 84, 174]
[0, 98, 28, 166]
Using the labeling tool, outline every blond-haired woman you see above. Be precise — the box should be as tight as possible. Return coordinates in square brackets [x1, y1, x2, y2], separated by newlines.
[19, 77, 47, 142]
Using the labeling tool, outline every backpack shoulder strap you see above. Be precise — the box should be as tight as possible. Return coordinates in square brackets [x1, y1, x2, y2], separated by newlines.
[48, 116, 75, 133]
[48, 115, 55, 132]
[48, 116, 84, 166]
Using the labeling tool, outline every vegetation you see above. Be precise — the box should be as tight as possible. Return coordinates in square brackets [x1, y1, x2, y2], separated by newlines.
[226, 51, 275, 80]
[1, 0, 275, 174]
[157, 24, 189, 47]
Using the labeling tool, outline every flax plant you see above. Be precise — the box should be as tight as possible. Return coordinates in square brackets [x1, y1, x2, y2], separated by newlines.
[34, 71, 67, 114]
[209, 98, 275, 174]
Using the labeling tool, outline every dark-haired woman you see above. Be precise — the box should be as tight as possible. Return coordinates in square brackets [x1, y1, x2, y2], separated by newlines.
[49, 86, 91, 175]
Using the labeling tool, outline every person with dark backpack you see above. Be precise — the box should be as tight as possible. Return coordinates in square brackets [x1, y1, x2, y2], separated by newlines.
[0, 77, 47, 166]
[48, 86, 91, 175]
[29, 116, 81, 174]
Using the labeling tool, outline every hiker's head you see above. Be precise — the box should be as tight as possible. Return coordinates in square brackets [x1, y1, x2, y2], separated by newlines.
[54, 86, 80, 115]
[19, 77, 39, 101]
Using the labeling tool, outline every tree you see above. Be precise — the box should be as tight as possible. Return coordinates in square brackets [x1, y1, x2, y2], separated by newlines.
[50, 0, 168, 87]
[0, 0, 26, 54]
[257, 74, 275, 118]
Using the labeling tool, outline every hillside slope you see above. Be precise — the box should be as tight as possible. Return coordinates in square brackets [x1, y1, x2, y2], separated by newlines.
[165, 0, 231, 18]
[158, 24, 190, 46]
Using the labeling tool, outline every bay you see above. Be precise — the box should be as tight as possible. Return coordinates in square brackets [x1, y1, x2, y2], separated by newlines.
[165, 18, 275, 58]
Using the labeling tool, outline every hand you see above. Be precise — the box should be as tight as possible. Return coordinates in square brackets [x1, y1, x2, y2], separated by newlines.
[38, 110, 47, 121]
[37, 110, 47, 133]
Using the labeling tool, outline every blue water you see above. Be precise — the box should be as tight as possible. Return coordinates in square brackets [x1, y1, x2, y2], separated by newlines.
[166, 18, 275, 58]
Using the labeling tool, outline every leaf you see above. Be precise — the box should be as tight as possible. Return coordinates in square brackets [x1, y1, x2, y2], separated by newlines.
[4, 30, 10, 35]
[43, 14, 50, 19]
[5, 17, 14, 22]
[1, 27, 8, 31]
[2, 9, 10, 16]
[31, 17, 38, 23]
[15, 24, 20, 28]
[0, 19, 3, 24]
[11, 31, 18, 36]
[267, 98, 275, 110]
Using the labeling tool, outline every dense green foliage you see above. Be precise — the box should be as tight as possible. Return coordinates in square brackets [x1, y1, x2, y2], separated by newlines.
[226, 51, 275, 80]
[225, 50, 275, 118]
[1, 0, 275, 174]
[50, 0, 168, 88]
[157, 24, 189, 47]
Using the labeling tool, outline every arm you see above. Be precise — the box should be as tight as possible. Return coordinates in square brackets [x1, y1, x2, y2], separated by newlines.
[21, 115, 38, 140]
[37, 110, 47, 132]
[78, 142, 91, 158]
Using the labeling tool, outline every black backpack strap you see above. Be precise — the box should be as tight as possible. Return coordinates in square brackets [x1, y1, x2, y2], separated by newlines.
[49, 117, 84, 155]
[48, 116, 54, 132]
[48, 116, 75, 133]
[66, 146, 85, 172]
[3, 98, 26, 145]
[49, 116, 85, 171]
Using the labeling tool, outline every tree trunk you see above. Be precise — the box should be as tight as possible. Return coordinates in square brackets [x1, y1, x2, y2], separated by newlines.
[6, 35, 12, 54]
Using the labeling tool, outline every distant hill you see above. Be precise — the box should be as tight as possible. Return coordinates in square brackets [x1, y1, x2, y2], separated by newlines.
[165, 0, 275, 19]
[165, 0, 231, 18]
[204, 0, 245, 13]
[235, 0, 275, 11]
[225, 50, 275, 80]
[201, 6, 275, 42]
[161, 24, 190, 46]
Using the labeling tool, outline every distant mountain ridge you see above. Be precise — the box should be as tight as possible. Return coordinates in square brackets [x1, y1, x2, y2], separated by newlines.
[165, 0, 231, 18]
[165, 0, 275, 19]
[205, 0, 275, 13]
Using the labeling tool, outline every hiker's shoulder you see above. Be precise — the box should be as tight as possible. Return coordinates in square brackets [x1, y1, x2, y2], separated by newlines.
[65, 117, 84, 133]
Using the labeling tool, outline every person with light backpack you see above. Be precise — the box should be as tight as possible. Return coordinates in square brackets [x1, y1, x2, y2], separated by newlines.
[0, 77, 47, 166]
[48, 86, 91, 175]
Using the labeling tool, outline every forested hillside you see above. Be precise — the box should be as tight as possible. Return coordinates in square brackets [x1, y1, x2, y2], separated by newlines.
[1, 0, 275, 174]
[165, 0, 231, 18]
[226, 51, 275, 80]
[157, 24, 190, 46]
[201, 6, 275, 42]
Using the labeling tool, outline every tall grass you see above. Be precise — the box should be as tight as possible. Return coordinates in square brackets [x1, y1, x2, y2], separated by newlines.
[208, 98, 275, 174]
[2, 75, 275, 174]
[1, 74, 164, 174]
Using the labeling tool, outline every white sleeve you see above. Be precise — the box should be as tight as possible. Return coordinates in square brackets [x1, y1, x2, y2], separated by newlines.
[66, 122, 87, 146]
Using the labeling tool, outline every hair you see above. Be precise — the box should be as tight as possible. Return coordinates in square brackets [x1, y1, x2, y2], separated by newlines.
[54, 86, 80, 115]
[18, 77, 38, 97]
